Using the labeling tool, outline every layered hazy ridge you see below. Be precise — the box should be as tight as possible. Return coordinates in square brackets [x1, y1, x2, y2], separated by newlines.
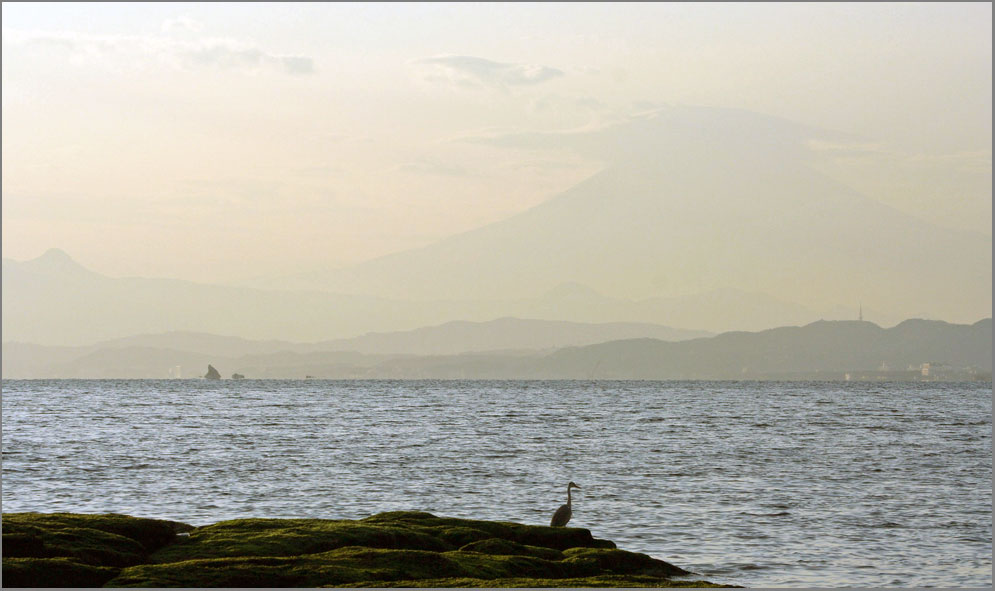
[4, 107, 989, 357]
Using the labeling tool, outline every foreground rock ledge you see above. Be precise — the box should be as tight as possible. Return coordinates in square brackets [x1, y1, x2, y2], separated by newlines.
[1, 511, 734, 588]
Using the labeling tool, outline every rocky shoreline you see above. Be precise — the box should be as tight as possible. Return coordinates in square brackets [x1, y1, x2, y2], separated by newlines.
[2, 511, 733, 587]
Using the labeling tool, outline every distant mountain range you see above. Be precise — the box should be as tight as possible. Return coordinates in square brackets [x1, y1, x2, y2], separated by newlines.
[1, 316, 707, 378]
[3, 109, 989, 349]
[2, 249, 886, 347]
[534, 318, 991, 380]
[3, 318, 988, 380]
[316, 317, 712, 355]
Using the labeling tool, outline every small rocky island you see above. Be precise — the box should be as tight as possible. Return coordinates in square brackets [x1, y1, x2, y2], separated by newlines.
[1, 511, 731, 587]
[203, 365, 221, 380]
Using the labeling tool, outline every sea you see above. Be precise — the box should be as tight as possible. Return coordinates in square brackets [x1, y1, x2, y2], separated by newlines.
[1, 379, 991, 588]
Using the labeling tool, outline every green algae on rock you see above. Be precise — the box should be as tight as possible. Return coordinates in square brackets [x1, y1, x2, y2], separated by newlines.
[1, 512, 191, 587]
[2, 511, 730, 588]
[148, 516, 452, 564]
[458, 537, 564, 561]
[2, 557, 120, 588]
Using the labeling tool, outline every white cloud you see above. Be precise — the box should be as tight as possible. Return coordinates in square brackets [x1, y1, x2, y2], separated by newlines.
[411, 55, 563, 89]
[4, 28, 314, 76]
[276, 55, 315, 76]
[452, 106, 852, 168]
[178, 40, 314, 75]
[161, 16, 204, 35]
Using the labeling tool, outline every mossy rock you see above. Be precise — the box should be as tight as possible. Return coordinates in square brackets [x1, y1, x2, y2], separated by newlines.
[562, 547, 689, 577]
[2, 530, 48, 557]
[361, 512, 610, 551]
[3, 511, 725, 588]
[110, 546, 567, 587]
[429, 525, 493, 548]
[109, 548, 462, 587]
[459, 537, 564, 561]
[149, 518, 452, 563]
[0, 557, 119, 588]
[321, 547, 492, 582]
[444, 549, 571, 580]
[150, 512, 609, 565]
[108, 555, 305, 588]
[38, 526, 147, 567]
[2, 512, 190, 587]
[3, 512, 186, 559]
[110, 545, 689, 587]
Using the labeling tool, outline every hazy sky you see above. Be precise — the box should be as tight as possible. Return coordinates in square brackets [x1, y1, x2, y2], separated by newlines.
[2, 2, 991, 284]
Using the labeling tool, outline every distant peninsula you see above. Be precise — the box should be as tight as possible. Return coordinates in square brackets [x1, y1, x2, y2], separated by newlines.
[1, 511, 730, 587]
[2, 317, 990, 380]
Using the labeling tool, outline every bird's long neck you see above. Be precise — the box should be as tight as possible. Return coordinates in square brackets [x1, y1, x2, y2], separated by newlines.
[566, 486, 572, 507]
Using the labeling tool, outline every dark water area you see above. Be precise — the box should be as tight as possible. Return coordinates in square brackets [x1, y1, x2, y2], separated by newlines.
[2, 379, 991, 587]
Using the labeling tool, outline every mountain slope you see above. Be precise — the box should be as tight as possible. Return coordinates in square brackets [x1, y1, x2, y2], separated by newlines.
[271, 106, 991, 323]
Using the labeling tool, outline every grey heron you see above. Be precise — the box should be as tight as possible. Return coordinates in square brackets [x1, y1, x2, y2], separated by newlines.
[550, 481, 580, 527]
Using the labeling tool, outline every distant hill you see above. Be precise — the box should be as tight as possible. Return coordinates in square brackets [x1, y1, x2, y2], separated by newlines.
[513, 283, 863, 335]
[1, 317, 708, 378]
[535, 318, 992, 380]
[3, 318, 988, 380]
[94, 332, 302, 358]
[350, 318, 991, 380]
[2, 250, 839, 347]
[91, 317, 710, 356]
[315, 317, 711, 355]
[0, 249, 407, 346]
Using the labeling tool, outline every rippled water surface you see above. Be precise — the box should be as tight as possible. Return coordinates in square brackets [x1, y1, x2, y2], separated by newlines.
[2, 380, 991, 587]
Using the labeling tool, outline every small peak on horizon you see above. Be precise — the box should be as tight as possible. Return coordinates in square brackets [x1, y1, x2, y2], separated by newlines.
[36, 248, 75, 262]
[20, 248, 93, 275]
